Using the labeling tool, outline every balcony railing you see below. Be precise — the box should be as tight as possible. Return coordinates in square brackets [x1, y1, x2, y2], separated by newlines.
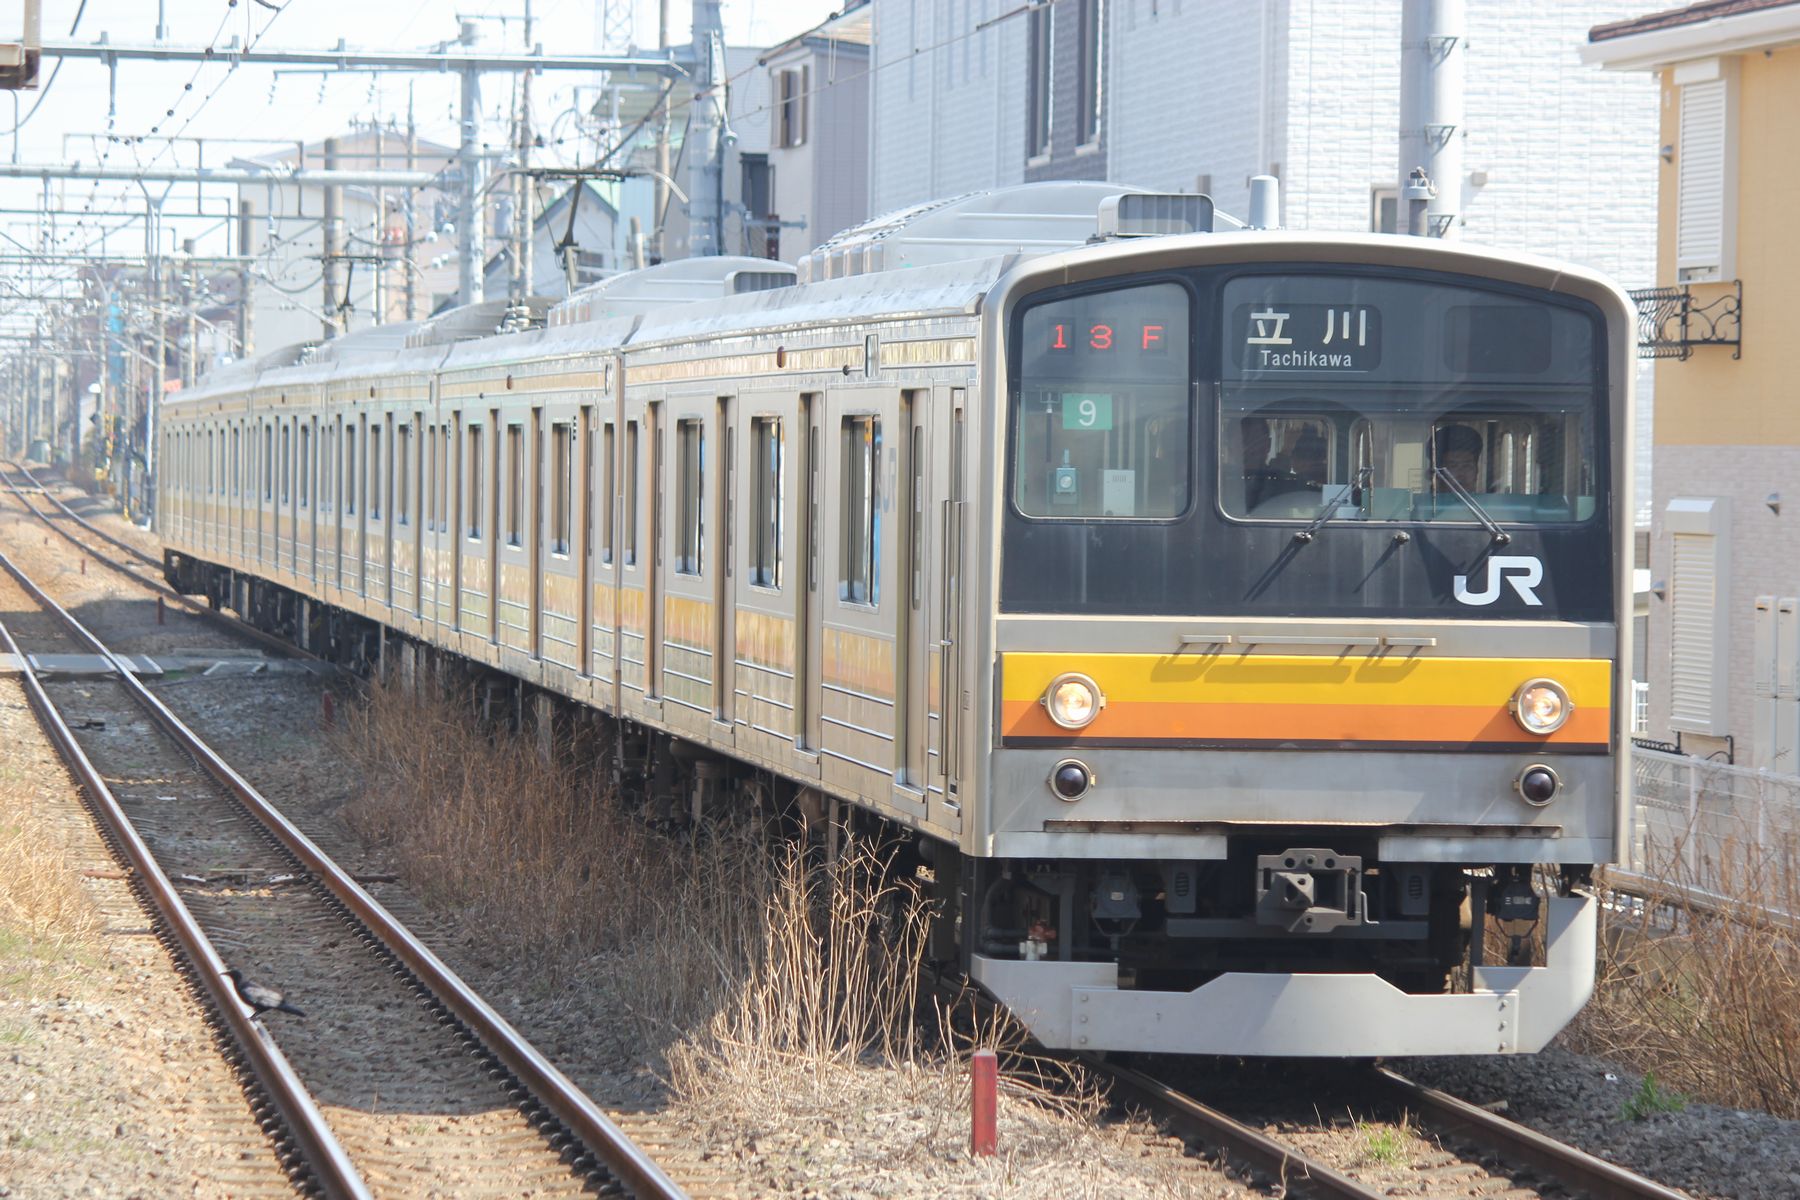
[1628, 281, 1741, 360]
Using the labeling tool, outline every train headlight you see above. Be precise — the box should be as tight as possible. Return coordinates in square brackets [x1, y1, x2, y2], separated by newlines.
[1511, 678, 1571, 735]
[1516, 763, 1561, 806]
[1042, 672, 1105, 729]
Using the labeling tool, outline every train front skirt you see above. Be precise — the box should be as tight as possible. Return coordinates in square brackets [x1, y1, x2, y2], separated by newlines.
[970, 893, 1596, 1056]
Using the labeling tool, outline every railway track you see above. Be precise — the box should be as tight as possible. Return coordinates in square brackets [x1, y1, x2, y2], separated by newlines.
[1096, 1056, 1695, 1200]
[0, 461, 314, 663]
[0, 542, 685, 1198]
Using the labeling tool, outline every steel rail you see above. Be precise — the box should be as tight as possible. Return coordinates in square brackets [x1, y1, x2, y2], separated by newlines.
[0, 589, 371, 1200]
[1375, 1067, 1694, 1200]
[1089, 1060, 1383, 1200]
[0, 549, 688, 1200]
[0, 464, 323, 665]
[7, 461, 160, 568]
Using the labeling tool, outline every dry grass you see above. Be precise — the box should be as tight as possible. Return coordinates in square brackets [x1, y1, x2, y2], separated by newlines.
[0, 816, 99, 946]
[332, 679, 1102, 1120]
[1566, 833, 1800, 1118]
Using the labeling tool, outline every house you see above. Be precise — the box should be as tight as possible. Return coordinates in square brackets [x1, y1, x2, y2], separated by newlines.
[229, 129, 459, 352]
[755, 6, 871, 262]
[1583, 0, 1800, 770]
[862, 0, 1663, 517]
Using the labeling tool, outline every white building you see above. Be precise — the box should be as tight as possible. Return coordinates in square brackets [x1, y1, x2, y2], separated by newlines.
[863, 0, 1662, 515]
[231, 130, 460, 354]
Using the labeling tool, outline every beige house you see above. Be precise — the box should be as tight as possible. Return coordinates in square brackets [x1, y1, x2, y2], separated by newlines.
[1585, 0, 1800, 769]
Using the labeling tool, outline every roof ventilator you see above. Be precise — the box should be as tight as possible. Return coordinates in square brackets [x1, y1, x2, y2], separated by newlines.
[1095, 193, 1215, 240]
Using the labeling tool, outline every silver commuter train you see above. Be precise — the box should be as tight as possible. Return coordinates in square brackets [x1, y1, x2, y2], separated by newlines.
[158, 181, 1634, 1057]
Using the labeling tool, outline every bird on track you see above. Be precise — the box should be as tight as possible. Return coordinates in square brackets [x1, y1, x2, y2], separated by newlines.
[224, 968, 307, 1018]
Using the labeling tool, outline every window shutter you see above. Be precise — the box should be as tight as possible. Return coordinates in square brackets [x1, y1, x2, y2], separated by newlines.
[1666, 496, 1730, 736]
[1676, 73, 1734, 283]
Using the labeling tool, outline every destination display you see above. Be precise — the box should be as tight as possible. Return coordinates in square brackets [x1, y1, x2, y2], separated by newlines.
[1230, 302, 1383, 373]
[1223, 275, 1591, 385]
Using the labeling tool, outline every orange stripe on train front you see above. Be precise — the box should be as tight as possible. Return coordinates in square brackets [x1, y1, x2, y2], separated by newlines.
[1000, 699, 1612, 745]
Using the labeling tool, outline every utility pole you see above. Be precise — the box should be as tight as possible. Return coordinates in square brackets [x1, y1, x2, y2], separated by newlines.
[514, 0, 535, 301]
[405, 84, 418, 321]
[687, 0, 725, 256]
[1399, 0, 1464, 239]
[457, 19, 486, 306]
[322, 136, 345, 337]
[236, 199, 253, 357]
[653, 0, 670, 263]
[182, 237, 196, 387]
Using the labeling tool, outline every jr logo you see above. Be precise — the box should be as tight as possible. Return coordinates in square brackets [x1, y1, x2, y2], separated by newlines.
[1453, 555, 1545, 607]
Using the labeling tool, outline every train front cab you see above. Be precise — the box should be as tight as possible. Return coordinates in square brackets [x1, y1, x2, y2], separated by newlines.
[966, 235, 1634, 1057]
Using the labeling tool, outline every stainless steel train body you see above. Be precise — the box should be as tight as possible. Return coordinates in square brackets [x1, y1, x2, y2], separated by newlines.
[157, 186, 1634, 1057]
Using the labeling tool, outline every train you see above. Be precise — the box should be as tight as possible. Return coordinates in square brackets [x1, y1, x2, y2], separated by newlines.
[156, 179, 1634, 1057]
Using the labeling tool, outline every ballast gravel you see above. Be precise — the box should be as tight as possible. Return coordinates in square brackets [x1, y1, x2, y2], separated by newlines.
[1402, 1047, 1800, 1200]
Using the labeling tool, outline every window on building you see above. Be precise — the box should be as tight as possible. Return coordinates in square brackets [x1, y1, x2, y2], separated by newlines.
[505, 422, 524, 547]
[1076, 0, 1103, 147]
[839, 415, 880, 605]
[368, 424, 382, 520]
[600, 422, 616, 565]
[467, 424, 484, 539]
[777, 66, 809, 148]
[749, 417, 782, 589]
[1026, 5, 1053, 160]
[550, 421, 572, 555]
[675, 418, 704, 575]
[624, 420, 639, 566]
[1677, 63, 1738, 283]
[396, 424, 411, 526]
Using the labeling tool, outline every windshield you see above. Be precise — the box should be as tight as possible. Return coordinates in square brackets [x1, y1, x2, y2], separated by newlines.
[1012, 281, 1192, 519]
[1220, 274, 1598, 526]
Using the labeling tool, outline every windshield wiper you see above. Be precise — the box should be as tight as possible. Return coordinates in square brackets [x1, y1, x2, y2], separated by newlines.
[1431, 466, 1512, 545]
[1292, 466, 1373, 543]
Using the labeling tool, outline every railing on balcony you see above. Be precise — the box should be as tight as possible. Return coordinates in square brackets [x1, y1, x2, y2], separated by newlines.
[1628, 281, 1742, 360]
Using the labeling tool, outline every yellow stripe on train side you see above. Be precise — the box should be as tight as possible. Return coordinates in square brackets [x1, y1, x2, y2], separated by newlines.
[1000, 653, 1613, 749]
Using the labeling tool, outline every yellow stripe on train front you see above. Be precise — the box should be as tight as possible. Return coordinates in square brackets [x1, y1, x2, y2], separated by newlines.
[1000, 653, 1613, 747]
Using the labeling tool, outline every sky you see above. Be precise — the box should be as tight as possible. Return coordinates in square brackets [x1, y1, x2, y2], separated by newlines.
[0, 0, 841, 263]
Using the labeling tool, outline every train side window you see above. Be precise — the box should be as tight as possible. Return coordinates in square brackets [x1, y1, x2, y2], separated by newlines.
[505, 422, 524, 547]
[434, 424, 448, 531]
[369, 425, 382, 520]
[230, 428, 240, 497]
[344, 427, 357, 516]
[299, 425, 311, 509]
[674, 418, 705, 575]
[264, 425, 274, 502]
[624, 420, 639, 566]
[550, 421, 573, 555]
[600, 422, 616, 565]
[396, 424, 412, 526]
[749, 416, 782, 590]
[279, 424, 291, 505]
[840, 415, 880, 606]
[467, 424, 484, 539]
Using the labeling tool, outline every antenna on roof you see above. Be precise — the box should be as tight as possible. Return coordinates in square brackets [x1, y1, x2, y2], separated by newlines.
[1247, 176, 1281, 230]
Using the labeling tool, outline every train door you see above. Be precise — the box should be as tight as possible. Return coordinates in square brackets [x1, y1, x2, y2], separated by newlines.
[643, 399, 663, 702]
[796, 392, 823, 760]
[937, 388, 967, 825]
[656, 392, 720, 737]
[897, 389, 931, 798]
[714, 393, 736, 735]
